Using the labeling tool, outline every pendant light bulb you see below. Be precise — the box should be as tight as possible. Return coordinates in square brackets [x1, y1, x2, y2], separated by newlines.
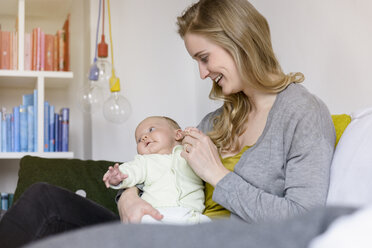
[77, 79, 104, 114]
[102, 75, 131, 123]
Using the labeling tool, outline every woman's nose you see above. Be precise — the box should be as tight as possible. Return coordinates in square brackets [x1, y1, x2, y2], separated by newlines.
[198, 63, 209, 79]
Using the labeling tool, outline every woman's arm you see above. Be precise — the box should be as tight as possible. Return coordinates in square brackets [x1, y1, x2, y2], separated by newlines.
[117, 187, 163, 223]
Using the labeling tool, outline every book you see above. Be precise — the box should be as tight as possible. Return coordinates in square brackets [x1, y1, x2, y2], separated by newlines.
[56, 29, 65, 71]
[32, 28, 37, 70]
[33, 89, 38, 151]
[44, 102, 49, 152]
[6, 114, 12, 152]
[61, 108, 69, 152]
[10, 113, 14, 152]
[40, 30, 45, 71]
[54, 113, 59, 152]
[58, 114, 62, 151]
[13, 106, 20, 152]
[19, 105, 28, 152]
[27, 105, 34, 152]
[53, 35, 58, 71]
[44, 34, 55, 71]
[36, 27, 41, 71]
[1, 193, 8, 210]
[1, 110, 6, 152]
[8, 193, 14, 209]
[63, 14, 70, 71]
[24, 33, 32, 70]
[49, 105, 55, 152]
[22, 93, 34, 106]
[0, 110, 2, 152]
[0, 31, 10, 70]
[11, 31, 18, 70]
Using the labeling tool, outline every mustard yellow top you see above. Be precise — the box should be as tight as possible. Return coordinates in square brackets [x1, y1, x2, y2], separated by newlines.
[203, 146, 250, 219]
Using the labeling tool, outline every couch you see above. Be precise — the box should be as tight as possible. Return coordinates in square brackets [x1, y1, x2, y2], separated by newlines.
[2, 108, 372, 246]
[0, 111, 359, 220]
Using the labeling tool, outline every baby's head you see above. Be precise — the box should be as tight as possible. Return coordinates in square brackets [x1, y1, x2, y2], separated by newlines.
[135, 116, 183, 155]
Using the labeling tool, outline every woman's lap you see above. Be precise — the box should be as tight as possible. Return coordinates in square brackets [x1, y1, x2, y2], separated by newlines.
[0, 182, 119, 248]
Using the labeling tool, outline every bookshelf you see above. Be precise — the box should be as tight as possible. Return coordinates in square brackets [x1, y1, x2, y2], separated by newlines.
[0, 0, 74, 159]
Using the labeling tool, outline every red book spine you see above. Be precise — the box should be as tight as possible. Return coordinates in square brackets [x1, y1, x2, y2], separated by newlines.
[40, 30, 45, 71]
[44, 34, 54, 71]
[0, 31, 10, 70]
[53, 35, 58, 71]
[32, 28, 37, 70]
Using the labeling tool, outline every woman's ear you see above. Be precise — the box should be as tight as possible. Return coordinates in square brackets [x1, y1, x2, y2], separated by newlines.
[175, 129, 184, 141]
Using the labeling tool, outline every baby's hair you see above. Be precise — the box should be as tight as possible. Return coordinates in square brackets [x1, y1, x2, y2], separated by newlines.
[149, 116, 181, 130]
[161, 116, 181, 130]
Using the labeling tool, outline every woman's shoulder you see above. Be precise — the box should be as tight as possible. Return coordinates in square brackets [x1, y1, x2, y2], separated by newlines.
[277, 83, 329, 115]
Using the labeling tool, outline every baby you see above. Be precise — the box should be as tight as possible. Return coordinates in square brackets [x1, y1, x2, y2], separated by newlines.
[103, 116, 210, 224]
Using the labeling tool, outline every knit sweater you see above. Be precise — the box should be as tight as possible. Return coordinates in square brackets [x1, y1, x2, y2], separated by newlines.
[197, 83, 336, 223]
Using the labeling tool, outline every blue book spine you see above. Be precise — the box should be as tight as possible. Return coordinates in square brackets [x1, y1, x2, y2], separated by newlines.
[8, 193, 14, 208]
[33, 89, 38, 152]
[13, 106, 20, 152]
[27, 105, 34, 152]
[61, 108, 69, 152]
[19, 105, 28, 152]
[44, 102, 49, 152]
[1, 114, 6, 152]
[49, 105, 55, 152]
[22, 93, 33, 106]
[1, 193, 9, 210]
[11, 113, 14, 152]
[6, 114, 12, 152]
[58, 114, 62, 151]
[54, 113, 59, 152]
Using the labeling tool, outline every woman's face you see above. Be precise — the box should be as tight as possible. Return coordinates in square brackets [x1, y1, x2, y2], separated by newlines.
[184, 33, 243, 95]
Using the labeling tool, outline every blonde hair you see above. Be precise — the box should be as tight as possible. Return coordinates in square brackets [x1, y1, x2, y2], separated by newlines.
[177, 0, 304, 153]
[146, 116, 181, 130]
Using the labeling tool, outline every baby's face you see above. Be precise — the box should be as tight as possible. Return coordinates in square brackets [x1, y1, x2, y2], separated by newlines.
[135, 117, 178, 155]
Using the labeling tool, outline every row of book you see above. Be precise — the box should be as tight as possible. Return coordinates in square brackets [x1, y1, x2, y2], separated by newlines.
[0, 193, 14, 211]
[0, 14, 70, 71]
[0, 90, 70, 152]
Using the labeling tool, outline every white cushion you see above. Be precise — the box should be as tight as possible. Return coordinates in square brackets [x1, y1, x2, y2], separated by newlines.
[327, 107, 372, 207]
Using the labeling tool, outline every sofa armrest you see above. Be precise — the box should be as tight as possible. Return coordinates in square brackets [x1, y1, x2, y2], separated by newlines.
[14, 156, 120, 215]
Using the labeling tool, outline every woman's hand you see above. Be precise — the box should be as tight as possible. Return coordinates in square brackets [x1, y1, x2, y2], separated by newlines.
[181, 127, 230, 187]
[117, 187, 163, 223]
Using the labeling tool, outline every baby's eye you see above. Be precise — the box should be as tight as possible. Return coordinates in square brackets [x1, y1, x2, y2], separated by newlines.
[149, 127, 155, 132]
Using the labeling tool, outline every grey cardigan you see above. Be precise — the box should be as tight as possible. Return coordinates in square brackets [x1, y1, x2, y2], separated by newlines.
[198, 83, 336, 223]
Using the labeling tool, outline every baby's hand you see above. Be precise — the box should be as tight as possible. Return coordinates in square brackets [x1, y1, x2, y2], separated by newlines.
[102, 163, 128, 188]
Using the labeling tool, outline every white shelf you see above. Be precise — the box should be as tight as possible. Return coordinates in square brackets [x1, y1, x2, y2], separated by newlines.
[0, 0, 74, 158]
[0, 70, 73, 78]
[0, 152, 74, 159]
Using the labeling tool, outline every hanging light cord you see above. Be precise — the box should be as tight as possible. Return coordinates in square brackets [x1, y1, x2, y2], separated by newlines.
[107, 0, 115, 75]
[102, 0, 105, 36]
[93, 0, 102, 63]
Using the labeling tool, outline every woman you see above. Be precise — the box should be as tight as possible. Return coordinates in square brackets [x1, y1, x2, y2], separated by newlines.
[118, 0, 335, 223]
[0, 0, 335, 247]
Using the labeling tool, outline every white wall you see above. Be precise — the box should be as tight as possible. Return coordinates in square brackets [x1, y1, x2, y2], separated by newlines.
[90, 0, 218, 162]
[89, 0, 372, 162]
[251, 0, 372, 114]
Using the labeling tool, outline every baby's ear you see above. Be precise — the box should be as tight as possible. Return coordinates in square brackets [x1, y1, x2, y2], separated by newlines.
[175, 129, 184, 141]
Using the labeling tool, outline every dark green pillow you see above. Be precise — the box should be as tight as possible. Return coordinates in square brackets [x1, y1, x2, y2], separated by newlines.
[14, 155, 120, 215]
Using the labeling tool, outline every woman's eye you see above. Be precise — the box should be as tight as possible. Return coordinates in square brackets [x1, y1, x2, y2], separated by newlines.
[200, 56, 208, 63]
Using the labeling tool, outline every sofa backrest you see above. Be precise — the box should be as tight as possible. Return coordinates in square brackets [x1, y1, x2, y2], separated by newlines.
[13, 156, 120, 214]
